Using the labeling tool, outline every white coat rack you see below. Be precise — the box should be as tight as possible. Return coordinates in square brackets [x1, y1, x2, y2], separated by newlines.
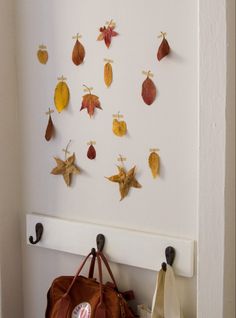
[26, 213, 194, 278]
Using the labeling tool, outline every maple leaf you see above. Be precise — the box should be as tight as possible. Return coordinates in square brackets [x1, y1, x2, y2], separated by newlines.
[106, 165, 142, 201]
[51, 153, 80, 186]
[80, 87, 102, 118]
[97, 21, 119, 48]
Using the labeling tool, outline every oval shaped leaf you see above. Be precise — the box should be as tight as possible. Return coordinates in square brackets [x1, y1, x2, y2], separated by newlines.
[72, 39, 85, 66]
[45, 115, 54, 141]
[87, 144, 96, 160]
[157, 38, 170, 61]
[54, 81, 70, 113]
[104, 62, 113, 87]
[148, 151, 160, 178]
[142, 77, 157, 105]
[37, 49, 48, 64]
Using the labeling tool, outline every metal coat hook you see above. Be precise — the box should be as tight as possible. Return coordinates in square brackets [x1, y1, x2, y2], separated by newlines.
[29, 223, 44, 245]
[162, 246, 175, 271]
[96, 233, 105, 252]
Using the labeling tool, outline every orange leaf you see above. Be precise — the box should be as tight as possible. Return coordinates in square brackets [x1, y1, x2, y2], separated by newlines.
[80, 92, 102, 118]
[104, 62, 113, 87]
[141, 77, 157, 105]
[45, 115, 54, 141]
[72, 39, 85, 65]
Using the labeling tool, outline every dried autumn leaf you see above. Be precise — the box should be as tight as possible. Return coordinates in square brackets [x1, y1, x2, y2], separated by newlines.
[148, 151, 160, 178]
[80, 89, 102, 118]
[97, 23, 118, 48]
[51, 153, 80, 186]
[54, 81, 70, 113]
[157, 37, 170, 61]
[106, 165, 142, 201]
[142, 76, 157, 105]
[37, 49, 48, 64]
[104, 62, 113, 87]
[112, 119, 127, 137]
[87, 144, 96, 160]
[72, 39, 85, 66]
[45, 115, 54, 141]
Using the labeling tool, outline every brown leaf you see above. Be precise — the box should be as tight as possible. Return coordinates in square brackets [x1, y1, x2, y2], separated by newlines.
[51, 153, 80, 187]
[87, 144, 96, 160]
[45, 115, 54, 141]
[106, 165, 142, 201]
[148, 151, 160, 178]
[80, 92, 102, 118]
[72, 39, 85, 65]
[104, 62, 113, 87]
[142, 77, 157, 105]
[157, 38, 170, 61]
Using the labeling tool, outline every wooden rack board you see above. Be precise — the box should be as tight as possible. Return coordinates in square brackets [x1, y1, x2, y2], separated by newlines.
[26, 213, 195, 277]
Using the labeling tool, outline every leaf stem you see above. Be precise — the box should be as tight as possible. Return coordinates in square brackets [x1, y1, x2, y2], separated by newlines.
[83, 84, 91, 94]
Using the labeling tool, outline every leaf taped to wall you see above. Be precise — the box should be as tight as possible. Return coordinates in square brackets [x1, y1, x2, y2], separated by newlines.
[80, 85, 102, 118]
[51, 141, 80, 187]
[112, 113, 127, 137]
[37, 44, 48, 64]
[141, 71, 157, 105]
[45, 108, 55, 141]
[157, 32, 170, 61]
[87, 142, 96, 160]
[104, 59, 113, 87]
[148, 148, 160, 178]
[106, 155, 142, 201]
[54, 76, 70, 113]
[97, 20, 118, 48]
[72, 33, 85, 66]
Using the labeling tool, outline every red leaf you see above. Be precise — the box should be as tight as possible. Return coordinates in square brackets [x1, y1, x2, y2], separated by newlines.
[141, 77, 157, 105]
[45, 115, 54, 141]
[87, 144, 96, 160]
[97, 23, 118, 48]
[104, 30, 112, 48]
[157, 38, 170, 61]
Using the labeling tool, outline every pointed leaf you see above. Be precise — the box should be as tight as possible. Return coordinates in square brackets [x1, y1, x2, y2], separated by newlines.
[87, 144, 96, 160]
[157, 38, 170, 61]
[45, 115, 54, 141]
[141, 77, 157, 105]
[72, 39, 85, 66]
[80, 93, 102, 117]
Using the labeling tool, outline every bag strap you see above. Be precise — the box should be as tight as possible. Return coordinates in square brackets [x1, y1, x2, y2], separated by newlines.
[65, 250, 94, 296]
[97, 251, 118, 290]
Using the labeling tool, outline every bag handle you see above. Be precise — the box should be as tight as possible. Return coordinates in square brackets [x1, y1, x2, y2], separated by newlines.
[65, 250, 95, 296]
[97, 251, 118, 291]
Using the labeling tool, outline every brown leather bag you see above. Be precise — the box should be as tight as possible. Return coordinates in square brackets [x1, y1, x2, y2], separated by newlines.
[45, 250, 136, 318]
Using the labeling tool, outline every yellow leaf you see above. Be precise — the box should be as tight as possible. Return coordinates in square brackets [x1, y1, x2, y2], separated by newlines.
[112, 119, 127, 137]
[104, 62, 113, 87]
[54, 81, 70, 113]
[37, 49, 48, 64]
[148, 151, 160, 178]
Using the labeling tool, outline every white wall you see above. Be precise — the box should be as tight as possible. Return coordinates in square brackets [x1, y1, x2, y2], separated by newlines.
[16, 0, 198, 317]
[0, 0, 23, 317]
